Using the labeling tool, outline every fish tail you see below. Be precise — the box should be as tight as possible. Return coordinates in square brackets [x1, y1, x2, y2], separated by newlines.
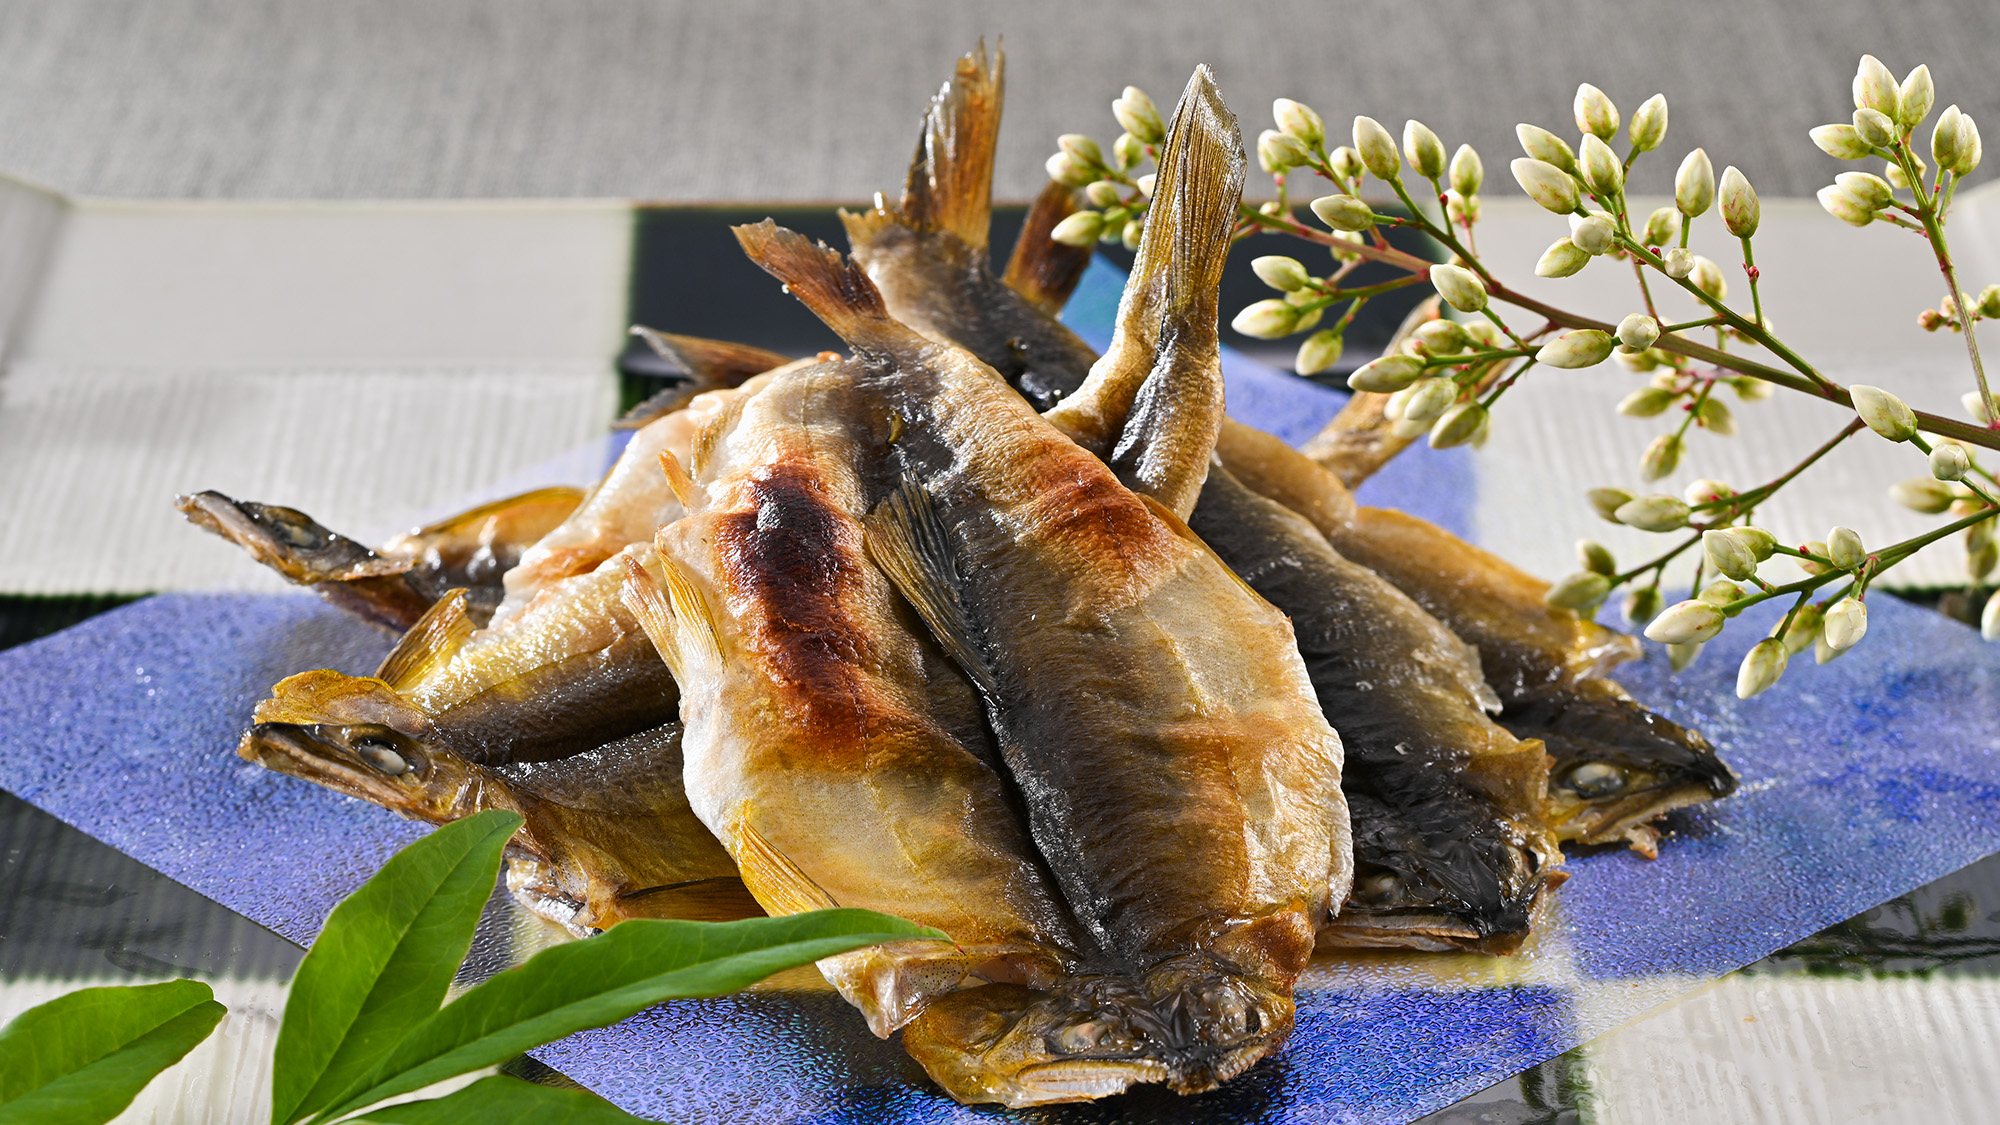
[899, 42, 1004, 249]
[618, 329, 793, 429]
[732, 220, 905, 350]
[1000, 179, 1094, 314]
[1123, 64, 1245, 349]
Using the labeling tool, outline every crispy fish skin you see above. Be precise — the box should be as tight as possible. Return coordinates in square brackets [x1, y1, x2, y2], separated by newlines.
[735, 204, 1346, 1099]
[841, 45, 1103, 414]
[1189, 467, 1559, 953]
[623, 362, 1101, 1059]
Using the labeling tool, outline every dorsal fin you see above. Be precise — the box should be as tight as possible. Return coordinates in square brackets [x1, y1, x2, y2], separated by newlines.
[1002, 179, 1095, 314]
[862, 476, 999, 698]
[375, 589, 472, 691]
[896, 42, 1003, 250]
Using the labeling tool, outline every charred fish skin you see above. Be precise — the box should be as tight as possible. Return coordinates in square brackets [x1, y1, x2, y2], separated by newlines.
[1189, 466, 1559, 953]
[735, 195, 1345, 1108]
[624, 361, 1110, 1067]
[840, 44, 1102, 414]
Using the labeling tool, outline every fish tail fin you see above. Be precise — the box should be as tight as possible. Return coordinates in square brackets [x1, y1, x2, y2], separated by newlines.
[374, 588, 472, 690]
[1001, 179, 1094, 314]
[1120, 64, 1245, 350]
[619, 552, 722, 683]
[732, 220, 907, 351]
[897, 42, 1002, 250]
[618, 329, 793, 429]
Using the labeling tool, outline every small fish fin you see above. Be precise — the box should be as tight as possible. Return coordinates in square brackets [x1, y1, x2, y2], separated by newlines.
[862, 478, 998, 697]
[657, 450, 703, 512]
[1136, 490, 1265, 606]
[688, 390, 749, 480]
[619, 553, 722, 681]
[382, 486, 586, 559]
[731, 221, 898, 347]
[613, 876, 767, 924]
[895, 42, 1003, 251]
[374, 589, 473, 691]
[1001, 179, 1094, 314]
[1128, 65, 1245, 332]
[735, 815, 840, 915]
[618, 329, 794, 429]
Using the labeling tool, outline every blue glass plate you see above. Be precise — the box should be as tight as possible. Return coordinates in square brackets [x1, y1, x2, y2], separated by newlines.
[5, 260, 2000, 1123]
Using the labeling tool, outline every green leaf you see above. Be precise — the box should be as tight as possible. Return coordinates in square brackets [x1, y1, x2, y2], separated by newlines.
[0, 979, 226, 1125]
[352, 1075, 650, 1124]
[314, 909, 943, 1123]
[273, 809, 524, 1125]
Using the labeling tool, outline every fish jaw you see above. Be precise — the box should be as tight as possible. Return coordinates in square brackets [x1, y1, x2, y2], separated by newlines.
[176, 491, 432, 631]
[238, 720, 484, 826]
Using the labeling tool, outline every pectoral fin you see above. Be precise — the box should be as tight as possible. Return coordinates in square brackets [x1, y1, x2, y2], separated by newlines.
[734, 814, 840, 915]
[862, 477, 998, 698]
[375, 588, 472, 691]
[619, 553, 722, 683]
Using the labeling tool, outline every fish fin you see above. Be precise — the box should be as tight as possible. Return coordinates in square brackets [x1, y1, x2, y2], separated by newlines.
[687, 389, 749, 480]
[732, 221, 903, 350]
[734, 814, 840, 915]
[1126, 65, 1245, 333]
[657, 450, 703, 512]
[862, 478, 999, 697]
[894, 42, 1003, 251]
[1001, 179, 1094, 314]
[618, 329, 793, 429]
[374, 588, 472, 691]
[619, 553, 722, 682]
[612, 876, 768, 924]
[1136, 489, 1266, 606]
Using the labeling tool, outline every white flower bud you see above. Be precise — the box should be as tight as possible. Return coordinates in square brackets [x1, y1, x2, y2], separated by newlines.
[1646, 599, 1726, 644]
[1965, 390, 1994, 423]
[1616, 493, 1690, 532]
[1640, 432, 1683, 480]
[1931, 444, 1972, 482]
[1854, 54, 1902, 118]
[1404, 120, 1447, 179]
[1309, 193, 1375, 232]
[1574, 83, 1620, 139]
[1402, 377, 1458, 423]
[1252, 255, 1313, 293]
[1573, 539, 1615, 576]
[1618, 386, 1676, 417]
[1571, 214, 1615, 255]
[1934, 105, 1967, 173]
[1737, 637, 1789, 698]
[1798, 541, 1833, 576]
[1955, 114, 1982, 175]
[1274, 98, 1325, 148]
[1429, 401, 1489, 449]
[1850, 384, 1919, 441]
[1629, 94, 1669, 152]
[1734, 376, 1776, 401]
[1668, 640, 1704, 671]
[1353, 116, 1401, 179]
[1049, 210, 1105, 246]
[1588, 487, 1635, 522]
[1981, 285, 2000, 319]
[1097, 209, 1128, 244]
[1811, 123, 1876, 160]
[1719, 166, 1760, 238]
[1231, 299, 1300, 340]
[1886, 155, 1923, 190]
[1817, 184, 1877, 227]
[1445, 190, 1481, 227]
[1512, 158, 1581, 214]
[1823, 598, 1868, 652]
[1327, 146, 1363, 183]
[1113, 87, 1165, 145]
[1852, 107, 1897, 149]
[1827, 526, 1866, 570]
[1891, 476, 1956, 513]
[1618, 314, 1661, 351]
[1690, 256, 1728, 300]
[1134, 173, 1157, 198]
[1834, 171, 1893, 211]
[1111, 131, 1145, 171]
[1515, 124, 1579, 174]
[1675, 148, 1715, 217]
[1898, 65, 1934, 129]
[1046, 151, 1093, 187]
[1700, 579, 1746, 606]
[1662, 247, 1696, 279]
[1085, 180, 1123, 209]
[1429, 264, 1489, 313]
[1625, 585, 1664, 625]
[1413, 319, 1471, 355]
[1539, 328, 1616, 369]
[1781, 603, 1825, 655]
[1984, 592, 2000, 641]
[1684, 478, 1734, 505]
[1579, 135, 1624, 198]
[1294, 328, 1346, 376]
[1348, 354, 1426, 393]
[1546, 571, 1612, 610]
[1258, 129, 1312, 173]
[1535, 237, 1591, 278]
[1697, 396, 1737, 436]
[1449, 144, 1484, 196]
[1058, 133, 1104, 168]
[1639, 206, 1677, 248]
[1703, 528, 1760, 581]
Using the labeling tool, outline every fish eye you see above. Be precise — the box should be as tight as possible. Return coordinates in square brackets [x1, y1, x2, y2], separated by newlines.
[1564, 761, 1627, 799]
[262, 507, 329, 550]
[349, 732, 414, 776]
[1354, 871, 1403, 906]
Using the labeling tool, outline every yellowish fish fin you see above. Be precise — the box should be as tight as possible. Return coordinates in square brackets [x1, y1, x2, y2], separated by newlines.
[885, 42, 1002, 250]
[1002, 178, 1094, 314]
[374, 589, 472, 691]
[657, 450, 703, 512]
[620, 553, 722, 682]
[732, 221, 898, 348]
[863, 477, 999, 698]
[618, 329, 794, 429]
[735, 815, 840, 915]
[688, 388, 750, 480]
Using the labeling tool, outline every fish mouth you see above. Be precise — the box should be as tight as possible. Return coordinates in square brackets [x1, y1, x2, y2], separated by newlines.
[177, 491, 410, 585]
[239, 721, 435, 811]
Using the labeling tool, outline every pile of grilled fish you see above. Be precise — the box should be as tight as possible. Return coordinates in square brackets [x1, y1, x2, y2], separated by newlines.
[179, 47, 1735, 1108]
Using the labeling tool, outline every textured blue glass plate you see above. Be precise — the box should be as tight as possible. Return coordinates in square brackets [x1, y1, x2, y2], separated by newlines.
[5, 260, 2000, 1123]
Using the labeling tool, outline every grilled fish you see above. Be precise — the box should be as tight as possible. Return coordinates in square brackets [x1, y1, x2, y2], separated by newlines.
[616, 327, 793, 429]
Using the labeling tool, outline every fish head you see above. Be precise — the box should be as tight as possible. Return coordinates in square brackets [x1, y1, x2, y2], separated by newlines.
[240, 669, 476, 821]
[176, 491, 411, 585]
[1519, 691, 1739, 853]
